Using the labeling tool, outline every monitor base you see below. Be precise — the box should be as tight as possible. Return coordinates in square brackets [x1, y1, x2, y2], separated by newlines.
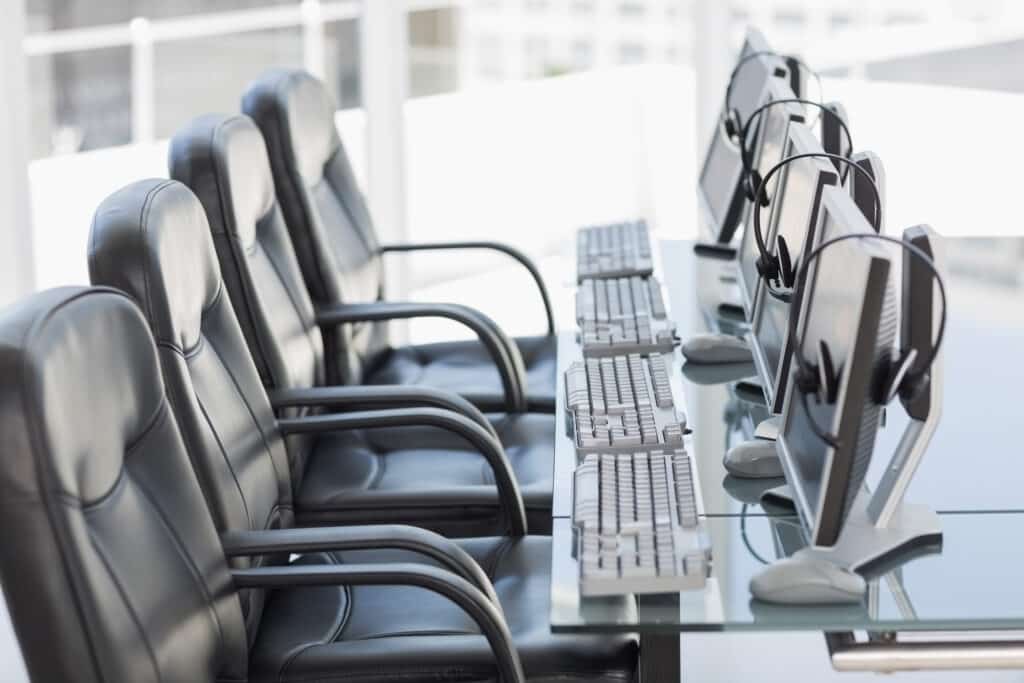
[761, 484, 798, 516]
[693, 242, 737, 260]
[732, 379, 766, 405]
[760, 485, 942, 575]
[818, 492, 943, 574]
[753, 416, 781, 440]
[717, 302, 746, 322]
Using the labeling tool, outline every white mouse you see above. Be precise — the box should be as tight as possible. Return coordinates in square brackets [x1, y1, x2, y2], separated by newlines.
[750, 549, 866, 605]
[723, 439, 783, 479]
[681, 333, 753, 364]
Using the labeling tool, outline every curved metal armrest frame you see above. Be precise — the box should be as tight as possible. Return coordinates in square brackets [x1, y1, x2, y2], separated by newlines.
[221, 524, 500, 606]
[267, 385, 500, 442]
[316, 302, 527, 413]
[277, 407, 528, 536]
[378, 241, 555, 336]
[233, 563, 524, 683]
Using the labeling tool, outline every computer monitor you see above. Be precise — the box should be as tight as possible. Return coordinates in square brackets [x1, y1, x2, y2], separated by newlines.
[748, 122, 839, 413]
[848, 150, 885, 232]
[777, 186, 897, 547]
[736, 82, 805, 318]
[698, 29, 788, 244]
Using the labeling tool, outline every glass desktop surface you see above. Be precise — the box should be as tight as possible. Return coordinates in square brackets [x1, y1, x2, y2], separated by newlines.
[666, 237, 1024, 517]
[550, 511, 1024, 633]
[552, 236, 1024, 634]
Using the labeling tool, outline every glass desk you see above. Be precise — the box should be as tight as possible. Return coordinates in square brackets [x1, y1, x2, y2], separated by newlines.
[551, 237, 1024, 678]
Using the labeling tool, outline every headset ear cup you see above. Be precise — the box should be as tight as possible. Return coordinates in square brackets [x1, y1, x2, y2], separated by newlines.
[818, 341, 839, 404]
[725, 108, 741, 142]
[777, 235, 795, 287]
[756, 254, 779, 284]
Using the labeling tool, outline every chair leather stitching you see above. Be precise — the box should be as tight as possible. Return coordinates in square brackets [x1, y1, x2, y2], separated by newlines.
[202, 320, 292, 503]
[192, 376, 256, 530]
[126, 428, 231, 669]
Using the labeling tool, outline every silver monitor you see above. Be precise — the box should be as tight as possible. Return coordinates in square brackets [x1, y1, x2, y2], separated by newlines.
[777, 186, 897, 547]
[748, 122, 838, 413]
[736, 81, 804, 319]
[698, 29, 787, 244]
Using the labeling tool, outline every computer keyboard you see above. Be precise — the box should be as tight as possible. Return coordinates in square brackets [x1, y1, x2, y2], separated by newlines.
[573, 449, 709, 596]
[576, 276, 677, 356]
[564, 353, 686, 452]
[577, 220, 654, 282]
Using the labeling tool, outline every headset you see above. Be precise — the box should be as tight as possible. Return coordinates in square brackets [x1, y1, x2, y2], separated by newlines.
[738, 98, 855, 202]
[721, 50, 823, 145]
[751, 152, 882, 297]
[786, 233, 948, 448]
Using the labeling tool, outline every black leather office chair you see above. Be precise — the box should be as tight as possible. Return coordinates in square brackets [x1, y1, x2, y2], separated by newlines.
[164, 116, 554, 535]
[241, 68, 557, 413]
[0, 286, 635, 682]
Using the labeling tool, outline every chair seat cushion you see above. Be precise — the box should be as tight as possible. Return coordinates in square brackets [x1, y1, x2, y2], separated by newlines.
[250, 535, 638, 683]
[365, 335, 557, 412]
[295, 413, 555, 536]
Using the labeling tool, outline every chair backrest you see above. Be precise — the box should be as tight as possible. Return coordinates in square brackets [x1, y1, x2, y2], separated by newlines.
[242, 68, 388, 384]
[0, 287, 248, 682]
[168, 115, 327, 475]
[88, 179, 296, 634]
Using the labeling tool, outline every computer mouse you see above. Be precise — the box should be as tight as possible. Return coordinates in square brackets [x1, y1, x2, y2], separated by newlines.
[723, 439, 783, 479]
[681, 333, 753, 364]
[750, 549, 866, 605]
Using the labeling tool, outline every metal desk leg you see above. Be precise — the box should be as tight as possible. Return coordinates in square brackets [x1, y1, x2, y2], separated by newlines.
[826, 632, 1024, 671]
[640, 633, 681, 682]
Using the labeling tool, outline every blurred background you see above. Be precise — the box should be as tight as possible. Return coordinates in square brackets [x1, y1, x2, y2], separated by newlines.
[5, 0, 1024, 341]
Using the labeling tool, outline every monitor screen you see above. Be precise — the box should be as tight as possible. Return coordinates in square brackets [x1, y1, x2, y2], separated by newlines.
[778, 186, 896, 547]
[698, 31, 785, 242]
[749, 122, 838, 411]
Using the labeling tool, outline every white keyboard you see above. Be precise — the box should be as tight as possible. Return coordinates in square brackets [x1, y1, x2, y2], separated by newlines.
[577, 220, 654, 282]
[574, 449, 709, 596]
[564, 353, 686, 453]
[576, 276, 676, 357]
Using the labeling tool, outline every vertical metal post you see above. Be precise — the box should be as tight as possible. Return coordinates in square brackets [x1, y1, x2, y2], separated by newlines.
[129, 17, 155, 144]
[301, 0, 327, 79]
[0, 0, 34, 667]
[361, 0, 409, 331]
[692, 0, 730, 161]
[0, 0, 36, 309]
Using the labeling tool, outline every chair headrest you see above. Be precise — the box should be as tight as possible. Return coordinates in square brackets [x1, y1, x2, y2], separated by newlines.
[0, 287, 165, 504]
[169, 113, 277, 251]
[242, 67, 340, 185]
[88, 179, 222, 354]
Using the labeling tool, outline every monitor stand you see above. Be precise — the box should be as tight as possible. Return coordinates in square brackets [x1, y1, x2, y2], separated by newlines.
[755, 357, 945, 599]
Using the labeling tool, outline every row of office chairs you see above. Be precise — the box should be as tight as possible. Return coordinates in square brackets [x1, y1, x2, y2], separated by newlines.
[0, 70, 638, 681]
